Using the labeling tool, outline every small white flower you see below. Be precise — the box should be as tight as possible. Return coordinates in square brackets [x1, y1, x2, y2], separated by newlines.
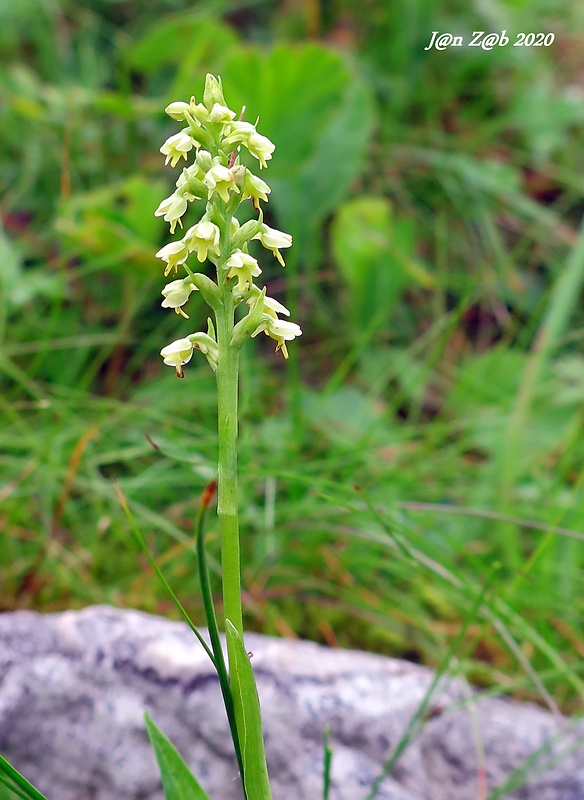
[161, 278, 197, 318]
[160, 130, 194, 167]
[203, 164, 239, 203]
[184, 220, 221, 263]
[224, 250, 261, 293]
[154, 193, 188, 233]
[155, 239, 190, 276]
[253, 224, 292, 266]
[160, 337, 194, 378]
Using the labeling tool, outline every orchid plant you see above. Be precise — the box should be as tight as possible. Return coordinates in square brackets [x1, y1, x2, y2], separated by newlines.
[150, 74, 301, 800]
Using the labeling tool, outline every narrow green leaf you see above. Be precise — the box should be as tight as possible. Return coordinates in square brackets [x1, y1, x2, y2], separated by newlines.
[0, 756, 48, 800]
[225, 620, 273, 800]
[114, 480, 216, 666]
[322, 726, 333, 800]
[195, 485, 245, 789]
[144, 713, 211, 800]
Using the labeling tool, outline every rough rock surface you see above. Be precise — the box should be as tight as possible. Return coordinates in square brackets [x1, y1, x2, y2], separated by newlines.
[0, 606, 582, 800]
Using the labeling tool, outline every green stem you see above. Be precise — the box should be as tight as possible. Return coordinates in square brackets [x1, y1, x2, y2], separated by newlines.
[216, 305, 243, 637]
[215, 212, 243, 640]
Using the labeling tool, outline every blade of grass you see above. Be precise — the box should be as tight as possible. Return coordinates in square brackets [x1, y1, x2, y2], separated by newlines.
[364, 570, 494, 800]
[486, 721, 584, 800]
[497, 214, 584, 569]
[322, 726, 333, 800]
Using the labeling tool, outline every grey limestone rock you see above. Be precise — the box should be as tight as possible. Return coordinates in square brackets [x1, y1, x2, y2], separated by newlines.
[0, 606, 582, 800]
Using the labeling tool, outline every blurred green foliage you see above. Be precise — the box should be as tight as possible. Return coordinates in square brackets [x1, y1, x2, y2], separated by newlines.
[2, 0, 584, 718]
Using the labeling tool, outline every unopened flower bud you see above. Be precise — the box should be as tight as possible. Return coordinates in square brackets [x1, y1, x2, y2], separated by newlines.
[195, 150, 213, 173]
[165, 101, 191, 121]
[203, 74, 226, 110]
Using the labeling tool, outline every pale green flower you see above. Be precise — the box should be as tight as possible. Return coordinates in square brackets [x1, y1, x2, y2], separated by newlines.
[224, 250, 261, 293]
[246, 132, 275, 169]
[194, 150, 213, 173]
[208, 103, 236, 124]
[176, 162, 205, 190]
[164, 101, 191, 121]
[160, 337, 194, 378]
[223, 121, 256, 145]
[252, 316, 302, 359]
[247, 287, 290, 318]
[188, 102, 210, 125]
[223, 122, 275, 169]
[184, 220, 221, 263]
[155, 193, 189, 233]
[155, 239, 190, 276]
[161, 278, 197, 318]
[253, 224, 292, 266]
[160, 129, 195, 167]
[246, 284, 300, 358]
[203, 164, 239, 203]
[240, 169, 271, 208]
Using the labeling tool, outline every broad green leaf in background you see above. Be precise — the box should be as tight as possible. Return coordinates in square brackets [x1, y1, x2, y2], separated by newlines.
[125, 12, 239, 101]
[0, 224, 62, 311]
[220, 43, 376, 262]
[225, 620, 272, 800]
[330, 196, 432, 331]
[125, 12, 238, 74]
[144, 713, 212, 800]
[56, 175, 168, 264]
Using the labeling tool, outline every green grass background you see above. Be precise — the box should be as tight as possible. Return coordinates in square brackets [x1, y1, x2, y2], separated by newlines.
[2, 0, 584, 716]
